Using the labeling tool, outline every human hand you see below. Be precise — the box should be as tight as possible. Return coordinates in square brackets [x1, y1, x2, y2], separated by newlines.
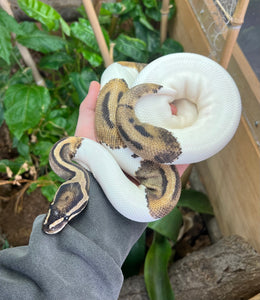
[75, 81, 189, 177]
[75, 81, 100, 141]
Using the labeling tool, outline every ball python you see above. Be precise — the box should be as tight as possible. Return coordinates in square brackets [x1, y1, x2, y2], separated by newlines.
[42, 53, 241, 234]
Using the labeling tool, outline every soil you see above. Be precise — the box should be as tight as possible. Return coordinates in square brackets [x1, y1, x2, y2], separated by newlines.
[0, 123, 49, 247]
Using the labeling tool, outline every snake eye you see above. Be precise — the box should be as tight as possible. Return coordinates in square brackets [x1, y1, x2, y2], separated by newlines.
[64, 216, 69, 221]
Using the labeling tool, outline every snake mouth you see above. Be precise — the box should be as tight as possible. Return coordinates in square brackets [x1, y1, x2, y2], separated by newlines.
[42, 216, 69, 235]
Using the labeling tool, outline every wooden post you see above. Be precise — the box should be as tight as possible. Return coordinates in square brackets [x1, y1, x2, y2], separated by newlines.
[160, 0, 170, 44]
[82, 0, 113, 67]
[220, 0, 250, 69]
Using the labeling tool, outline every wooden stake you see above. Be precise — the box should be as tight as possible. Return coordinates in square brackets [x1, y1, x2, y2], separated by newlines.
[220, 0, 250, 69]
[0, 0, 46, 87]
[160, 0, 170, 44]
[82, 0, 113, 67]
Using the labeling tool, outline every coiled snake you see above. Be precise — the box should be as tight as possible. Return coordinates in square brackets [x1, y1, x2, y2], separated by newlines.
[42, 53, 241, 234]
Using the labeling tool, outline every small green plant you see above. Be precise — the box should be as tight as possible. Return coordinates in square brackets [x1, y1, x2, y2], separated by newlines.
[0, 1, 214, 299]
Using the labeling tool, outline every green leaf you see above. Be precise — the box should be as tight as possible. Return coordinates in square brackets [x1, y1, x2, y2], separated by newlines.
[8, 68, 34, 86]
[0, 9, 23, 35]
[4, 84, 50, 139]
[101, 2, 126, 15]
[143, 0, 158, 9]
[120, 0, 136, 14]
[79, 48, 103, 67]
[17, 0, 60, 31]
[41, 184, 57, 202]
[0, 157, 27, 175]
[145, 0, 176, 22]
[59, 18, 71, 36]
[122, 232, 146, 278]
[0, 102, 4, 127]
[13, 135, 30, 159]
[17, 22, 66, 54]
[69, 68, 99, 103]
[148, 207, 183, 242]
[144, 233, 174, 300]
[71, 18, 110, 53]
[134, 21, 160, 54]
[38, 52, 74, 70]
[0, 25, 12, 64]
[114, 34, 148, 62]
[160, 38, 184, 55]
[139, 15, 155, 31]
[32, 140, 53, 166]
[178, 189, 214, 215]
[38, 171, 63, 202]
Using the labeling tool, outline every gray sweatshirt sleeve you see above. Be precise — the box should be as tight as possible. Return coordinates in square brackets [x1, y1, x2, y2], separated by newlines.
[0, 173, 147, 300]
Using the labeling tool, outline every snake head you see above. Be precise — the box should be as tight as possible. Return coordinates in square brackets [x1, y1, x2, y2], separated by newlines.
[42, 206, 70, 234]
[42, 181, 89, 234]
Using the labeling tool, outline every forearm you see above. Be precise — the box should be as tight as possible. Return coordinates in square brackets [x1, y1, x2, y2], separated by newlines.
[0, 174, 147, 300]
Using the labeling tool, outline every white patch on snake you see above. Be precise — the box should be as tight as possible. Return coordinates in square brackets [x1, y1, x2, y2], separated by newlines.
[100, 63, 139, 88]
[102, 145, 142, 178]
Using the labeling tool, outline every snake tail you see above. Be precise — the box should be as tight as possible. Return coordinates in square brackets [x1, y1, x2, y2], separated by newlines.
[42, 137, 90, 234]
[136, 161, 181, 218]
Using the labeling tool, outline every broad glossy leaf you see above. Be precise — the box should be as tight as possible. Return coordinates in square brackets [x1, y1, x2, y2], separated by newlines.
[17, 22, 66, 54]
[143, 0, 158, 9]
[134, 21, 160, 54]
[39, 52, 74, 70]
[17, 0, 60, 31]
[4, 84, 50, 139]
[148, 207, 182, 242]
[101, 2, 126, 15]
[0, 25, 11, 64]
[178, 189, 214, 215]
[71, 19, 110, 53]
[59, 18, 71, 36]
[160, 38, 184, 55]
[69, 68, 99, 103]
[0, 9, 23, 34]
[122, 232, 146, 278]
[114, 34, 148, 62]
[120, 0, 136, 14]
[144, 233, 174, 300]
[146, 0, 176, 22]
[79, 48, 103, 67]
[139, 15, 155, 31]
[41, 184, 57, 202]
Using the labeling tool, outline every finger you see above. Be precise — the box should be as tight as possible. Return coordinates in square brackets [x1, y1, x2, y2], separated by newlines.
[79, 81, 100, 112]
[75, 81, 100, 139]
[177, 164, 189, 177]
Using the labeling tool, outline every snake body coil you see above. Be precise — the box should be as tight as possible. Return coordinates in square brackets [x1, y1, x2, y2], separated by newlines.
[43, 53, 241, 234]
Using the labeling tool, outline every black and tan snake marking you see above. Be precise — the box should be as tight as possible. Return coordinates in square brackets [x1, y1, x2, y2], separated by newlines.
[42, 53, 242, 233]
[43, 137, 90, 234]
[43, 62, 182, 233]
[95, 78, 182, 219]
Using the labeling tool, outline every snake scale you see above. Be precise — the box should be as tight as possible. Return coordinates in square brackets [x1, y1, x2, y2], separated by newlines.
[42, 53, 241, 234]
